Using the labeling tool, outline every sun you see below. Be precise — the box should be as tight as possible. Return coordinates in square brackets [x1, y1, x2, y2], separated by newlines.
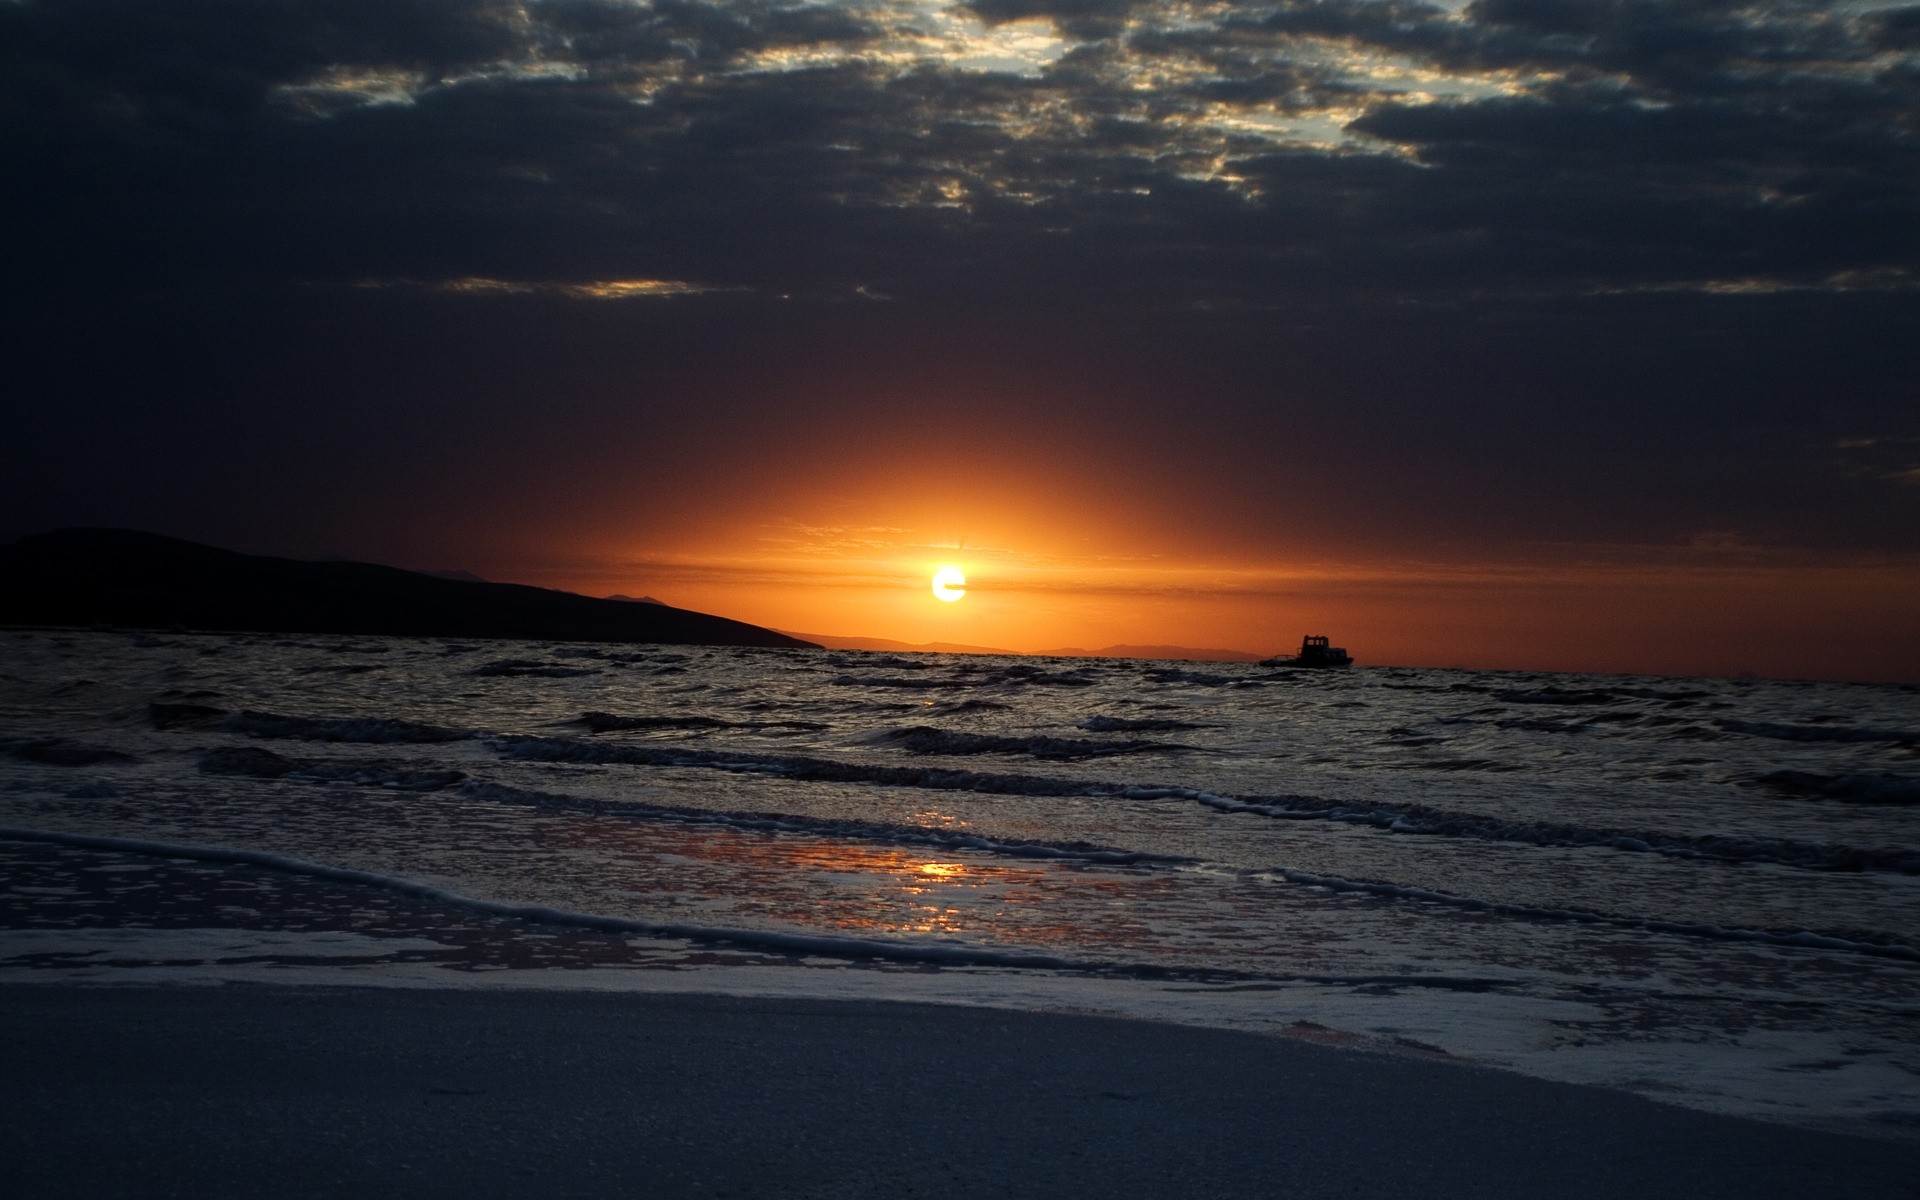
[931, 565, 967, 602]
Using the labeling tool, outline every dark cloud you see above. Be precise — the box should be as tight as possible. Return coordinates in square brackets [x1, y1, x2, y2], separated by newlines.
[964, 0, 1143, 40]
[1, 0, 1915, 566]
[1874, 5, 1920, 50]
[3, 0, 1912, 307]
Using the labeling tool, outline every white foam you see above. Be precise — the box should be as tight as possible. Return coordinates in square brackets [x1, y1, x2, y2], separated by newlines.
[0, 825, 1086, 971]
[10, 928, 1915, 1142]
[492, 734, 1920, 875]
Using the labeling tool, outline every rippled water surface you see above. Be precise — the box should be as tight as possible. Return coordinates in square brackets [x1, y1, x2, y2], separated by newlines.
[2, 629, 1916, 1135]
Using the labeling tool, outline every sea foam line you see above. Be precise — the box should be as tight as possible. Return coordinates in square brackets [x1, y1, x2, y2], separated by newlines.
[1249, 866, 1920, 964]
[191, 713, 1920, 875]
[489, 735, 1920, 876]
[0, 825, 1083, 971]
[453, 781, 1183, 865]
[0, 824, 1472, 987]
[448, 778, 1916, 963]
[443, 775, 1920, 965]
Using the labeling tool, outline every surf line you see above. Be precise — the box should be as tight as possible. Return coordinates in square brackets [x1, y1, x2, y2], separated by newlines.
[487, 735, 1920, 876]
[1239, 865, 1920, 965]
[451, 775, 1920, 966]
[0, 824, 1123, 975]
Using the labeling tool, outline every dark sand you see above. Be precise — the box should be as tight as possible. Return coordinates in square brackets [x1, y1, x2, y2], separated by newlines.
[2, 984, 1913, 1199]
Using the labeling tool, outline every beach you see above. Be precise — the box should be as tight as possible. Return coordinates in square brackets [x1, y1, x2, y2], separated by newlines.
[6, 982, 1916, 1199]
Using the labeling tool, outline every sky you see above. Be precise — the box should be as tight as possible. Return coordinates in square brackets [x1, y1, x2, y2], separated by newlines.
[4, 0, 1918, 680]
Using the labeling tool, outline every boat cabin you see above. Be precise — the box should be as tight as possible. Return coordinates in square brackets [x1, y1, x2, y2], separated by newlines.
[1290, 635, 1353, 668]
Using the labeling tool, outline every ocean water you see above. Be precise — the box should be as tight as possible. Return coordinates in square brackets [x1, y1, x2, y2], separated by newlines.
[2, 628, 1916, 1136]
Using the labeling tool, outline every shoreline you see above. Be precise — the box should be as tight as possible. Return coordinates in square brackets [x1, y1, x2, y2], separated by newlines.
[4, 981, 1917, 1199]
[3, 823, 1917, 1145]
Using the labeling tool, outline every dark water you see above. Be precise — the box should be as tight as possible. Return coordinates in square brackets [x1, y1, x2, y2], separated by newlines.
[2, 629, 1915, 1135]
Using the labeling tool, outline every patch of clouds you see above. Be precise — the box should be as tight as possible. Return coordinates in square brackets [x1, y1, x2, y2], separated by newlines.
[355, 276, 724, 298]
[1590, 268, 1920, 297]
[274, 66, 432, 115]
[1830, 434, 1920, 487]
[5, 0, 1916, 306]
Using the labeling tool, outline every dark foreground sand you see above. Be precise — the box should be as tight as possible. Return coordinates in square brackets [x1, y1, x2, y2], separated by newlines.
[2, 984, 1913, 1199]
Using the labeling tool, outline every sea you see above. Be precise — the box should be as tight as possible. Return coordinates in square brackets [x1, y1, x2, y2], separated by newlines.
[2, 628, 1916, 1138]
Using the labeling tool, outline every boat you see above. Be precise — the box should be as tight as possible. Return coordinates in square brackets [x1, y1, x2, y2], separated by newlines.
[1263, 634, 1353, 668]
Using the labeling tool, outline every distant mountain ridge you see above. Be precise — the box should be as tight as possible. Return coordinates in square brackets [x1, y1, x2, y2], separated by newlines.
[0, 529, 815, 650]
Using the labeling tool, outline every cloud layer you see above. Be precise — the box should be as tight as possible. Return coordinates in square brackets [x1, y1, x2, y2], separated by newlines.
[7, 0, 1917, 303]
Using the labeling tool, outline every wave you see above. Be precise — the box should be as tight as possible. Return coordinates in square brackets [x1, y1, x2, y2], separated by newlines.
[488, 734, 1920, 875]
[1748, 771, 1920, 806]
[1416, 679, 1715, 701]
[1190, 791, 1920, 875]
[492, 734, 1118, 797]
[0, 735, 134, 766]
[576, 711, 828, 734]
[1142, 667, 1246, 687]
[5, 824, 1911, 972]
[470, 659, 600, 678]
[0, 826, 1082, 972]
[830, 674, 958, 690]
[1379, 757, 1523, 773]
[148, 702, 230, 730]
[967, 664, 1100, 687]
[1260, 866, 1920, 963]
[1078, 715, 1212, 732]
[197, 745, 467, 791]
[829, 664, 1105, 690]
[1491, 687, 1637, 707]
[222, 710, 470, 744]
[1717, 718, 1917, 746]
[454, 781, 1180, 865]
[1493, 712, 1654, 735]
[874, 725, 1186, 761]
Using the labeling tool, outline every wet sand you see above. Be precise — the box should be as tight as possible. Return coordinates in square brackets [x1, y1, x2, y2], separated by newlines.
[2, 983, 1913, 1199]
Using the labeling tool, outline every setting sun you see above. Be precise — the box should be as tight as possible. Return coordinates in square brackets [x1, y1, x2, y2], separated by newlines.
[931, 565, 966, 602]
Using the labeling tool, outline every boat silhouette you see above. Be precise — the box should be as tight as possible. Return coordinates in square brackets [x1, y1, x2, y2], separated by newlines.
[1263, 635, 1353, 668]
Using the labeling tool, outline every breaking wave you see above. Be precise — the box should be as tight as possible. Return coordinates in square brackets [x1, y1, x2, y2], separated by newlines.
[222, 710, 470, 744]
[1078, 715, 1212, 732]
[1261, 866, 1920, 963]
[1491, 686, 1711, 707]
[198, 746, 466, 791]
[1717, 718, 1917, 746]
[874, 725, 1186, 760]
[453, 780, 1180, 865]
[470, 659, 600, 678]
[5, 823, 1909, 970]
[1748, 771, 1920, 806]
[148, 702, 229, 729]
[0, 825, 1084, 972]
[0, 736, 134, 766]
[830, 674, 957, 690]
[576, 711, 828, 734]
[488, 734, 1920, 875]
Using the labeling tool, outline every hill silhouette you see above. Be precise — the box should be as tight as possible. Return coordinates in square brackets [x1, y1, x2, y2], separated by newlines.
[0, 529, 815, 650]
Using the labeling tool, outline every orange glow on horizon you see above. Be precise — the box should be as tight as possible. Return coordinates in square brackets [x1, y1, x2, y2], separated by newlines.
[454, 446, 1919, 684]
[506, 522, 1920, 682]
